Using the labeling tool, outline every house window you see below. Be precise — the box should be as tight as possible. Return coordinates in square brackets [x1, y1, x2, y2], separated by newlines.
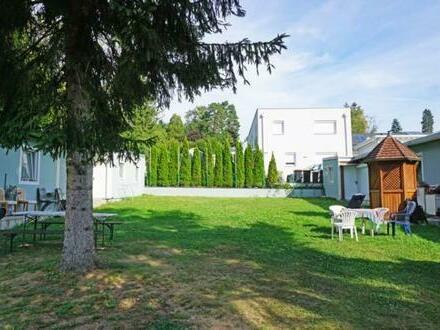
[272, 120, 284, 135]
[314, 120, 337, 135]
[119, 162, 125, 179]
[285, 152, 296, 165]
[20, 149, 40, 184]
[325, 166, 334, 184]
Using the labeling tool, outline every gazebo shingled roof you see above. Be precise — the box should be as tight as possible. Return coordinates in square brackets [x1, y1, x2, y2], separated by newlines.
[362, 133, 420, 163]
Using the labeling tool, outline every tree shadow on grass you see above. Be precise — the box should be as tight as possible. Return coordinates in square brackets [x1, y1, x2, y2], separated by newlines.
[92, 206, 440, 328]
[2, 205, 440, 328]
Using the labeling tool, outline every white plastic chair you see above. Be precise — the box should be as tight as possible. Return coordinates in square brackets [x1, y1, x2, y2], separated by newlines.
[372, 208, 389, 235]
[329, 205, 345, 239]
[333, 209, 358, 241]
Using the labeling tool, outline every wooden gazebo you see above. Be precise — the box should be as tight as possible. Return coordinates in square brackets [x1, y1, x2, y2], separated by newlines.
[362, 133, 420, 213]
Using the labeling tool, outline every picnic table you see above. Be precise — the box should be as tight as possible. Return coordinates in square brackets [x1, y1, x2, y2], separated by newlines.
[11, 211, 120, 247]
[349, 208, 385, 236]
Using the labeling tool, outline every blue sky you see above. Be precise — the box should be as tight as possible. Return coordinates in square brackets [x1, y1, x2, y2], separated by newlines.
[168, 0, 440, 138]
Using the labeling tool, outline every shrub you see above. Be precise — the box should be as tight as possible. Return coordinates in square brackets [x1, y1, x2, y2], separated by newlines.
[266, 153, 280, 188]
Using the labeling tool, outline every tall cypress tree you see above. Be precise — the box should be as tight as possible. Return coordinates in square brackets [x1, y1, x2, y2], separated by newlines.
[235, 141, 245, 188]
[267, 153, 280, 188]
[244, 145, 254, 188]
[214, 142, 224, 187]
[191, 147, 202, 186]
[199, 140, 208, 186]
[157, 145, 170, 186]
[253, 147, 265, 188]
[180, 138, 191, 187]
[207, 141, 215, 187]
[148, 146, 158, 187]
[223, 139, 233, 187]
[168, 140, 179, 186]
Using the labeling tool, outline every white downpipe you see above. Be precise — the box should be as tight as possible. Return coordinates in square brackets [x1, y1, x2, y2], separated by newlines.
[342, 114, 349, 156]
[55, 158, 61, 188]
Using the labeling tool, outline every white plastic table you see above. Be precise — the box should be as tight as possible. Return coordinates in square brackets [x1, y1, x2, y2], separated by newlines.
[349, 208, 383, 236]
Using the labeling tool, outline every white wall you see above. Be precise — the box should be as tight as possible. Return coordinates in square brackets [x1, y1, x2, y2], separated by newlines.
[247, 108, 352, 181]
[93, 156, 145, 200]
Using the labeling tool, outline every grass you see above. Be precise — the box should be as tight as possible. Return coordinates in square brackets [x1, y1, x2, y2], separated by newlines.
[1, 196, 440, 328]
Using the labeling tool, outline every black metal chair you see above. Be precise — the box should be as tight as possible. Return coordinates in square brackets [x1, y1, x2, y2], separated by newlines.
[347, 194, 366, 209]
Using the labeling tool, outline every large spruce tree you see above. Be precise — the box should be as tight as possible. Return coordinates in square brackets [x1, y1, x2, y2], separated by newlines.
[0, 1, 286, 272]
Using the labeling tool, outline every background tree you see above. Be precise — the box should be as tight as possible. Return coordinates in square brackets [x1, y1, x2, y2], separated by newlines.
[168, 140, 180, 186]
[391, 119, 403, 133]
[157, 145, 170, 187]
[214, 142, 224, 187]
[222, 139, 233, 187]
[148, 146, 159, 187]
[0, 1, 286, 272]
[185, 102, 240, 141]
[244, 145, 254, 188]
[421, 109, 434, 134]
[191, 147, 202, 187]
[180, 138, 191, 187]
[253, 147, 265, 188]
[266, 153, 280, 188]
[344, 102, 369, 134]
[235, 141, 245, 188]
[167, 114, 186, 141]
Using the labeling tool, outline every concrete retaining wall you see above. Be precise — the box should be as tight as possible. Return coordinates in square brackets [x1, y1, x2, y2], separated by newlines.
[143, 187, 294, 198]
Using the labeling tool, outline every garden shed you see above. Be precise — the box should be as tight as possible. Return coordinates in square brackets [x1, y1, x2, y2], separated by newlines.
[362, 133, 419, 213]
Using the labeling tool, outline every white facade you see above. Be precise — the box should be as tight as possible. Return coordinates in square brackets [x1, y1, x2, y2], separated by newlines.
[93, 156, 145, 200]
[246, 108, 352, 180]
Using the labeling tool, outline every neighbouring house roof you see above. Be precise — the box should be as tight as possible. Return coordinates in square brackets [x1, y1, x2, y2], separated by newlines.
[353, 132, 426, 156]
[406, 131, 440, 147]
[361, 134, 420, 162]
[352, 134, 368, 146]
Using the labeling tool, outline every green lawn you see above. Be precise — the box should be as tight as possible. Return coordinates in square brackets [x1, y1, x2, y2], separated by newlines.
[1, 196, 440, 328]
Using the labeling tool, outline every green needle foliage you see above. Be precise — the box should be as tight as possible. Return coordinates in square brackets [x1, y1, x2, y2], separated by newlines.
[222, 139, 233, 187]
[267, 153, 280, 188]
[253, 147, 265, 188]
[421, 109, 434, 134]
[244, 145, 254, 188]
[191, 147, 202, 187]
[235, 141, 245, 188]
[180, 138, 191, 187]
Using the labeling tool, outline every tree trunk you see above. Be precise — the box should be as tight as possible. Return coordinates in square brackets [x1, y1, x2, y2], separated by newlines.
[60, 0, 96, 272]
[60, 152, 95, 272]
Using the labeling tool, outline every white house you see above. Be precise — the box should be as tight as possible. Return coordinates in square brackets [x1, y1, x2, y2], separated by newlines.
[246, 108, 352, 181]
[0, 147, 145, 204]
